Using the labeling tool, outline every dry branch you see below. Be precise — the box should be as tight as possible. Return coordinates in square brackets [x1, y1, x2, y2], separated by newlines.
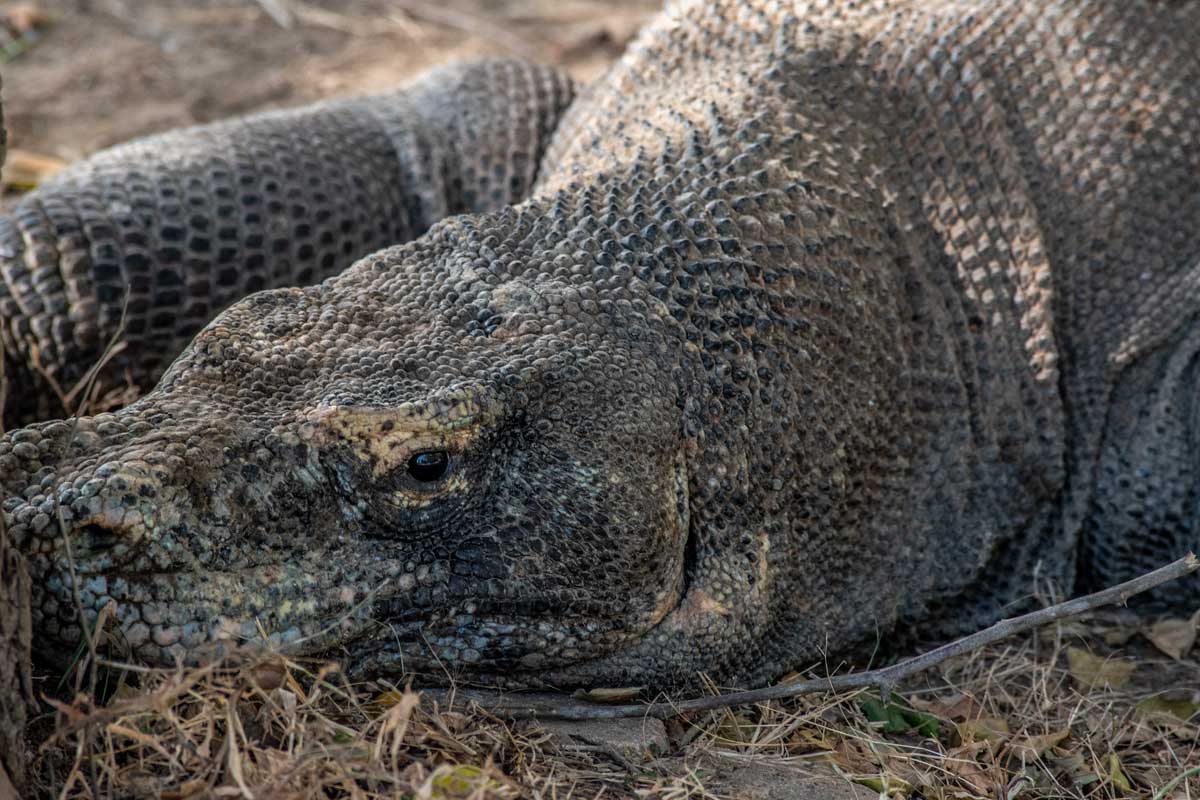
[443, 553, 1200, 721]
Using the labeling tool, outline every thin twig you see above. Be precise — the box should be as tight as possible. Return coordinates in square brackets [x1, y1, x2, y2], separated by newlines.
[1152, 765, 1200, 800]
[443, 554, 1199, 721]
[26, 341, 70, 420]
[61, 340, 126, 411]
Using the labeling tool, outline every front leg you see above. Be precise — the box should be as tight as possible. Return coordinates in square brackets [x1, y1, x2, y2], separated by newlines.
[1080, 323, 1200, 606]
[0, 58, 574, 428]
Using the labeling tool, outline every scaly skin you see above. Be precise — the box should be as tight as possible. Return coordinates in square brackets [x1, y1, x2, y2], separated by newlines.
[0, 60, 573, 425]
[2, 0, 1200, 712]
[0, 57, 574, 785]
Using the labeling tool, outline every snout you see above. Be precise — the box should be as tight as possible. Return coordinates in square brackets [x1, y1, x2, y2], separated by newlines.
[2, 409, 244, 664]
[1, 406, 391, 668]
[2, 413, 191, 663]
[3, 415, 184, 569]
[3, 418, 89, 552]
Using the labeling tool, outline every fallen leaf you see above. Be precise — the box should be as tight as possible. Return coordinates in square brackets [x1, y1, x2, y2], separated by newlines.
[161, 779, 208, 800]
[1008, 728, 1069, 759]
[788, 728, 838, 752]
[713, 710, 757, 744]
[2, 148, 66, 189]
[249, 659, 286, 690]
[956, 716, 1010, 744]
[106, 681, 143, 703]
[851, 776, 887, 793]
[1135, 696, 1200, 721]
[859, 696, 942, 737]
[946, 743, 1001, 794]
[835, 735, 889, 774]
[851, 773, 913, 797]
[1066, 646, 1134, 689]
[271, 687, 297, 714]
[430, 764, 487, 798]
[1144, 609, 1200, 660]
[1107, 753, 1133, 792]
[1103, 626, 1138, 647]
[572, 686, 642, 703]
[368, 689, 423, 718]
[910, 692, 983, 722]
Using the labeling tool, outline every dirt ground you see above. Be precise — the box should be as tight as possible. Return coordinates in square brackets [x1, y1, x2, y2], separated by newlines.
[2, 0, 659, 164]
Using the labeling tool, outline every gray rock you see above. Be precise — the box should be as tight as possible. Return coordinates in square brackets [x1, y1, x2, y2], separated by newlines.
[538, 717, 669, 764]
[704, 758, 875, 800]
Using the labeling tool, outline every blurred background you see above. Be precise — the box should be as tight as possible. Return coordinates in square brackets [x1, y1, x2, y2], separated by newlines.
[0, 0, 661, 186]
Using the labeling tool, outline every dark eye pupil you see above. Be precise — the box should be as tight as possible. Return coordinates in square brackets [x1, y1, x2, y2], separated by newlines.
[407, 450, 449, 482]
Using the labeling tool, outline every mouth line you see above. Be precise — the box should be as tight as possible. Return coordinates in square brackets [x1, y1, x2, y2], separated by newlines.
[377, 595, 635, 625]
[39, 563, 655, 621]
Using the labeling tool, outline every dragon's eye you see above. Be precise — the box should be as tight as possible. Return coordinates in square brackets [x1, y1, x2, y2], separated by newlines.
[407, 450, 450, 482]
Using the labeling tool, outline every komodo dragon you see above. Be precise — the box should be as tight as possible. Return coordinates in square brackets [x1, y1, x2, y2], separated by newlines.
[3, 0, 1200, 782]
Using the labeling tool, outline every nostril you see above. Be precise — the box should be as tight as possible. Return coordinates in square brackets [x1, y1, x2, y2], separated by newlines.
[75, 522, 124, 558]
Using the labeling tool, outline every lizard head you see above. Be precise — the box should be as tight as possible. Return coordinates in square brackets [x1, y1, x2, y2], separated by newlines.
[0, 208, 694, 686]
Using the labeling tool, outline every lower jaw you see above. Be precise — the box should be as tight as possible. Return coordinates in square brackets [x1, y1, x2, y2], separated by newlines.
[27, 564, 684, 683]
[27, 609, 665, 698]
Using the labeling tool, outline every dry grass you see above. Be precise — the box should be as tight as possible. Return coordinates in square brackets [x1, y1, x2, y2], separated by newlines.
[20, 610, 1199, 799]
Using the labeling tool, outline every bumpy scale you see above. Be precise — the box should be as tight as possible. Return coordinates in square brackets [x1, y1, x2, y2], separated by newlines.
[0, 60, 573, 424]
[2, 1, 1199, 711]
